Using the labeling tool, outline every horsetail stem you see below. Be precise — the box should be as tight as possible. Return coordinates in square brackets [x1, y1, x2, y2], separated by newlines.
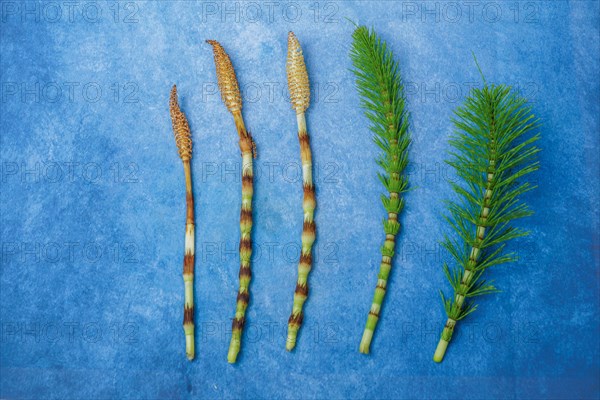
[350, 26, 410, 354]
[169, 85, 195, 361]
[206, 40, 256, 364]
[285, 32, 316, 351]
[434, 164, 495, 362]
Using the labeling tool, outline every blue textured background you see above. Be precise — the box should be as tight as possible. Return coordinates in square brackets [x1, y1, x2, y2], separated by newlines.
[1, 1, 599, 399]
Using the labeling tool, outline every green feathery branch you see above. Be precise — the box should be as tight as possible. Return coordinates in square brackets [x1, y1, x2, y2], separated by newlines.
[350, 25, 411, 354]
[433, 61, 540, 362]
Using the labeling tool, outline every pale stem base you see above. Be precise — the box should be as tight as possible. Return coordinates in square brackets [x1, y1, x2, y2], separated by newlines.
[359, 330, 373, 354]
[433, 338, 449, 363]
[286, 328, 298, 351]
[227, 339, 240, 364]
[184, 328, 195, 361]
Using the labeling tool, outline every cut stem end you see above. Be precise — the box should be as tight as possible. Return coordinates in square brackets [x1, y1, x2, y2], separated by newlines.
[227, 343, 239, 364]
[433, 338, 449, 363]
[359, 330, 373, 354]
[286, 329, 298, 351]
[185, 333, 195, 361]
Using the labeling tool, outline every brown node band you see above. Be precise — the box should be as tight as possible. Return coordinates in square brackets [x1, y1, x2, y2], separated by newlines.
[295, 283, 309, 296]
[288, 312, 303, 326]
[239, 238, 253, 253]
[232, 317, 246, 330]
[183, 254, 195, 275]
[183, 306, 194, 324]
[237, 291, 250, 304]
[239, 266, 252, 279]
[299, 253, 312, 265]
[303, 220, 316, 234]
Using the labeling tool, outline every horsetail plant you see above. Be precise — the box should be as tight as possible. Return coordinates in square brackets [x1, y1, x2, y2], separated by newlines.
[350, 26, 411, 354]
[206, 40, 257, 364]
[285, 32, 317, 351]
[433, 62, 540, 362]
[169, 85, 196, 361]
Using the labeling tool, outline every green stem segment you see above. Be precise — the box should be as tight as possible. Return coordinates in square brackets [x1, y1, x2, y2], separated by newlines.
[228, 112, 255, 364]
[286, 112, 316, 351]
[435, 87, 500, 362]
[359, 176, 402, 354]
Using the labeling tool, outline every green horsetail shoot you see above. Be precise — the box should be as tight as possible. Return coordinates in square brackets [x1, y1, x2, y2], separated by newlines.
[350, 25, 411, 354]
[434, 61, 540, 362]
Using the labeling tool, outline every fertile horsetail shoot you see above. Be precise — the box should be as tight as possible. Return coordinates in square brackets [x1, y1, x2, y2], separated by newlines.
[169, 85, 196, 361]
[206, 39, 257, 364]
[285, 32, 317, 351]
